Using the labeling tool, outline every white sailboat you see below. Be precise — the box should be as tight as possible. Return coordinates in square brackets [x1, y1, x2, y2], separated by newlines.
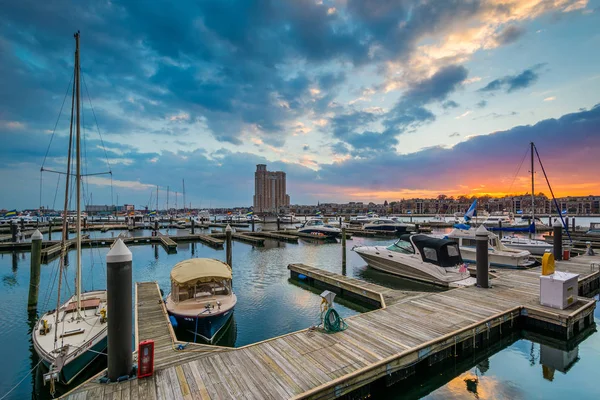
[32, 32, 108, 386]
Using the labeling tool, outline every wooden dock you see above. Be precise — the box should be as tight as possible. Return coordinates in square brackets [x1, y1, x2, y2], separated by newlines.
[62, 257, 597, 400]
[156, 232, 178, 253]
[288, 263, 426, 307]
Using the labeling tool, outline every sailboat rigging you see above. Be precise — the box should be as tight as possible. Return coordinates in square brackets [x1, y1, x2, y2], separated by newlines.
[33, 32, 109, 388]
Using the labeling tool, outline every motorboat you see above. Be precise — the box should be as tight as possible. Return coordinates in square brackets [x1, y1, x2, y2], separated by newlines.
[298, 219, 341, 237]
[33, 33, 108, 385]
[442, 228, 536, 268]
[353, 234, 475, 287]
[350, 213, 379, 223]
[363, 218, 414, 233]
[166, 258, 237, 342]
[281, 213, 302, 223]
[509, 217, 551, 231]
[483, 212, 514, 227]
[500, 236, 553, 256]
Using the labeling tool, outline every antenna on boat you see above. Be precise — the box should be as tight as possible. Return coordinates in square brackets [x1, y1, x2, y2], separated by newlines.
[530, 142, 535, 239]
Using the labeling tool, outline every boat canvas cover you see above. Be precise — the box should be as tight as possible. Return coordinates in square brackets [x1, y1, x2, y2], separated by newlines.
[170, 258, 232, 286]
[401, 234, 463, 267]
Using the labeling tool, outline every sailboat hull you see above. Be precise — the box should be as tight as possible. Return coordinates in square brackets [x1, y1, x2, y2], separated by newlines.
[39, 336, 107, 385]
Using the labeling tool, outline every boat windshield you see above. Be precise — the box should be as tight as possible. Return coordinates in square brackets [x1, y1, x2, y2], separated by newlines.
[387, 239, 415, 254]
[307, 220, 324, 226]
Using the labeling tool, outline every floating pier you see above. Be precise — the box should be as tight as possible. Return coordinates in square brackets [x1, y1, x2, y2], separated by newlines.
[62, 254, 597, 399]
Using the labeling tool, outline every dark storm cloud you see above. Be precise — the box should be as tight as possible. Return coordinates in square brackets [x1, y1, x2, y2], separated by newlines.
[480, 64, 546, 93]
[0, 0, 492, 149]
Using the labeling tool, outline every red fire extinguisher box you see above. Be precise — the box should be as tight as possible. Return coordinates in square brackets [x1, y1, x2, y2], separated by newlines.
[138, 340, 155, 378]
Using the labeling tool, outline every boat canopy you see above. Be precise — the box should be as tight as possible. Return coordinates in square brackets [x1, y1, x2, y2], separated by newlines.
[400, 234, 463, 267]
[170, 258, 232, 286]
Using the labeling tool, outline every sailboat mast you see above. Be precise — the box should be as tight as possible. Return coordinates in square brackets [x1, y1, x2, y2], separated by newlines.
[54, 48, 77, 344]
[75, 31, 82, 314]
[530, 142, 535, 238]
[182, 179, 186, 213]
[156, 185, 159, 213]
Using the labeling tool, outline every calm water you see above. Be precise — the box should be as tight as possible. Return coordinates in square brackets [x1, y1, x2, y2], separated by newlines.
[0, 230, 598, 399]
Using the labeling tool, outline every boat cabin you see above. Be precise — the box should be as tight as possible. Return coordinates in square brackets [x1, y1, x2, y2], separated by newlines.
[445, 229, 503, 249]
[387, 234, 463, 268]
[168, 259, 234, 314]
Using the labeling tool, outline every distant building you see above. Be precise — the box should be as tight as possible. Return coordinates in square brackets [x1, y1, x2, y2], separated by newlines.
[253, 164, 290, 213]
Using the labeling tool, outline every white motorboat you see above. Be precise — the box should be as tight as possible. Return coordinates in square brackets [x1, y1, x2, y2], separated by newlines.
[166, 258, 237, 342]
[281, 213, 302, 223]
[510, 217, 551, 231]
[298, 219, 341, 237]
[442, 228, 536, 268]
[350, 212, 379, 222]
[353, 234, 475, 287]
[363, 218, 414, 233]
[483, 212, 514, 227]
[500, 236, 553, 256]
[33, 32, 108, 385]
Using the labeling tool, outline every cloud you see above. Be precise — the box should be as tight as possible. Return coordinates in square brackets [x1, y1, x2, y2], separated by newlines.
[302, 144, 310, 151]
[494, 25, 526, 46]
[476, 100, 488, 108]
[472, 111, 519, 120]
[544, 96, 557, 101]
[455, 110, 472, 119]
[314, 104, 600, 200]
[479, 63, 546, 93]
[449, 132, 461, 138]
[442, 100, 460, 109]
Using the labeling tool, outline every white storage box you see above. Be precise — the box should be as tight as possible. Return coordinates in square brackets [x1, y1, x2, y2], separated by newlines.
[539, 271, 579, 310]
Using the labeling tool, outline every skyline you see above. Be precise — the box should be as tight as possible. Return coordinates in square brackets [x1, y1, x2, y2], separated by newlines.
[1, 1, 599, 209]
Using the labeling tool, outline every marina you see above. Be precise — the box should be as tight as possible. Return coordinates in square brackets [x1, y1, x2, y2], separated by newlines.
[2, 5, 600, 400]
[60, 251, 597, 399]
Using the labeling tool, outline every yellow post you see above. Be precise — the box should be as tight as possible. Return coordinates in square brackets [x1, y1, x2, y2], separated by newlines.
[541, 253, 555, 275]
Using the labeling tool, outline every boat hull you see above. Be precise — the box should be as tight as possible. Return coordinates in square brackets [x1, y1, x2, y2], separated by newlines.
[169, 308, 234, 342]
[459, 247, 535, 268]
[354, 247, 470, 287]
[297, 228, 340, 237]
[364, 225, 410, 233]
[38, 335, 107, 385]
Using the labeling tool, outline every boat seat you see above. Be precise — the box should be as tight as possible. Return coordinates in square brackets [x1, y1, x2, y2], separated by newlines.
[64, 298, 101, 313]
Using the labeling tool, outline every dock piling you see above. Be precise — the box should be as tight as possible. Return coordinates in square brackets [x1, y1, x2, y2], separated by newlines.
[27, 229, 43, 311]
[572, 217, 576, 231]
[341, 226, 347, 274]
[48, 219, 52, 241]
[106, 238, 133, 381]
[553, 219, 563, 261]
[476, 225, 489, 288]
[277, 217, 281, 231]
[251, 218, 255, 232]
[10, 222, 17, 242]
[191, 218, 195, 234]
[225, 224, 232, 267]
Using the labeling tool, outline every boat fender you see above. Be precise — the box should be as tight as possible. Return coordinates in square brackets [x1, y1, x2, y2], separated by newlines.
[117, 375, 129, 382]
[99, 376, 110, 384]
[169, 315, 178, 328]
[297, 274, 307, 280]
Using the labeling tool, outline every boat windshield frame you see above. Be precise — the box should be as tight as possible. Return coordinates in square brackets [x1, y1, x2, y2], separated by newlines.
[387, 239, 415, 254]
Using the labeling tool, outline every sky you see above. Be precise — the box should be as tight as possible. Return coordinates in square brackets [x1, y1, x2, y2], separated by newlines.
[1, 0, 599, 210]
